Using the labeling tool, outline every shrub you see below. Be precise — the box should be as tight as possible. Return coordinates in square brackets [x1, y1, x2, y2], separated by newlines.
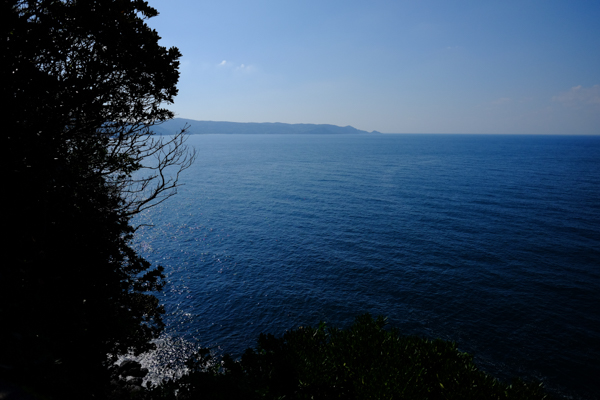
[149, 314, 551, 400]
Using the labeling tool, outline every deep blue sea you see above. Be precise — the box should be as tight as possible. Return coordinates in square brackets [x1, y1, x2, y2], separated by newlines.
[132, 134, 600, 399]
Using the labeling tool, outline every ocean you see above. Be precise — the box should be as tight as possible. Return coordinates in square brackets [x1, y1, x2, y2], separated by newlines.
[132, 133, 600, 399]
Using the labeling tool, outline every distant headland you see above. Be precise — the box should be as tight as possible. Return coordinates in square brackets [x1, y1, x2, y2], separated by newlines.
[152, 118, 381, 135]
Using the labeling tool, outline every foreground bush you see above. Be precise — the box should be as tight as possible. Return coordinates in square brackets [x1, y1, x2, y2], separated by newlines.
[147, 314, 551, 400]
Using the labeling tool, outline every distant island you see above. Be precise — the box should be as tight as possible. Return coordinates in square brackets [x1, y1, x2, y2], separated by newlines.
[152, 118, 381, 135]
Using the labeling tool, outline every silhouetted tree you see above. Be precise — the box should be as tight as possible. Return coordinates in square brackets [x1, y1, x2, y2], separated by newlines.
[1, 0, 194, 397]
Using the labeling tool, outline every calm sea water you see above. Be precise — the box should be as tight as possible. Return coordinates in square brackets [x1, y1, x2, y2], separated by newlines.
[133, 134, 600, 399]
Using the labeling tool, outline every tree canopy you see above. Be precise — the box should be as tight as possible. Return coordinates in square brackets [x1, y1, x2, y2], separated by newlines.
[2, 0, 194, 397]
[148, 314, 551, 400]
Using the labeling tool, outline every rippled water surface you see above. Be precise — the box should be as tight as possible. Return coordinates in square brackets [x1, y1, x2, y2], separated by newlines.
[133, 134, 600, 399]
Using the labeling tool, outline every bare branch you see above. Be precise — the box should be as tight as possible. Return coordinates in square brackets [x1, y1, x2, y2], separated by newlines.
[100, 123, 197, 219]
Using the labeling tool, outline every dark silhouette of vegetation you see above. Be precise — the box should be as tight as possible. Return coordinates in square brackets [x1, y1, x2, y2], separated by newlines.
[2, 0, 193, 398]
[143, 314, 551, 400]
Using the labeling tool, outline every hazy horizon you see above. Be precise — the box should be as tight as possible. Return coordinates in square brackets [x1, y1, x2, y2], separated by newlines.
[148, 0, 600, 135]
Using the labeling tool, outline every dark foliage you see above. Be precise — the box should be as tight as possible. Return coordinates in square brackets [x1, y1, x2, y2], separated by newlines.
[2, 0, 192, 398]
[147, 314, 552, 400]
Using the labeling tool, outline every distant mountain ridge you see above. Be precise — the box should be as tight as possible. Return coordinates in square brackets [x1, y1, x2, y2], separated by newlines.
[152, 118, 380, 135]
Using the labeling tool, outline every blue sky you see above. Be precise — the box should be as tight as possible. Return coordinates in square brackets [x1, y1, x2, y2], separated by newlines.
[147, 0, 600, 134]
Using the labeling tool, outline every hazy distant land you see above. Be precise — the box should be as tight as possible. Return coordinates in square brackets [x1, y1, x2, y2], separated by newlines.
[152, 118, 381, 135]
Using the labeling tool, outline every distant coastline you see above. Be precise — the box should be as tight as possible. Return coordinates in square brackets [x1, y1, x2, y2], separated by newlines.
[152, 118, 381, 135]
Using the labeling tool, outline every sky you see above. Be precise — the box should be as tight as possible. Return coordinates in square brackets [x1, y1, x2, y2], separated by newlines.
[146, 0, 600, 134]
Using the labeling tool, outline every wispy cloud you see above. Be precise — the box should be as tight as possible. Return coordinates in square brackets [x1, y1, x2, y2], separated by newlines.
[552, 85, 600, 106]
[235, 63, 254, 72]
[216, 60, 255, 73]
